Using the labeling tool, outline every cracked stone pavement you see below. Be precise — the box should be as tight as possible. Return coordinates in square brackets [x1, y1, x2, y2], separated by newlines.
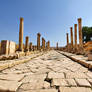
[0, 50, 92, 92]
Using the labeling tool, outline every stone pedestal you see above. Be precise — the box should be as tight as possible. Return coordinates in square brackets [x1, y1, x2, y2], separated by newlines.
[37, 33, 41, 50]
[25, 36, 29, 52]
[18, 17, 24, 51]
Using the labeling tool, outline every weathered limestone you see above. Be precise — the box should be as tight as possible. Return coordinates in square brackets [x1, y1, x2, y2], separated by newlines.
[0, 80, 22, 92]
[75, 79, 91, 87]
[18, 17, 24, 51]
[37, 33, 41, 50]
[66, 33, 69, 52]
[59, 87, 92, 92]
[29, 42, 32, 51]
[1, 40, 9, 55]
[78, 18, 83, 48]
[1, 40, 16, 55]
[70, 27, 73, 49]
[74, 24, 78, 52]
[42, 37, 45, 50]
[25, 36, 29, 52]
[77, 18, 84, 54]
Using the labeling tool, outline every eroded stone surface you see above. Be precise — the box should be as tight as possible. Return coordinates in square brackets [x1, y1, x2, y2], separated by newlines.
[59, 87, 92, 92]
[0, 50, 91, 92]
[75, 79, 91, 87]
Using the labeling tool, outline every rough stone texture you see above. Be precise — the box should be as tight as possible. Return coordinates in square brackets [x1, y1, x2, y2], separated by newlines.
[18, 89, 58, 92]
[0, 74, 24, 81]
[0, 80, 22, 92]
[48, 72, 64, 79]
[88, 53, 92, 61]
[75, 79, 91, 87]
[66, 79, 77, 87]
[51, 79, 68, 87]
[1, 40, 16, 55]
[0, 50, 91, 92]
[59, 87, 92, 92]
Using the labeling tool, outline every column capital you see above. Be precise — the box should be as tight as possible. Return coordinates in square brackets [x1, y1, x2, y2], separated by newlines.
[20, 17, 24, 21]
[74, 24, 77, 27]
[70, 27, 73, 30]
[78, 18, 82, 23]
[37, 33, 41, 36]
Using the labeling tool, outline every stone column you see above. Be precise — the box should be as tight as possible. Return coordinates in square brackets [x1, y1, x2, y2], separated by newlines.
[42, 37, 44, 50]
[56, 42, 58, 50]
[29, 42, 32, 51]
[74, 24, 77, 50]
[42, 37, 45, 50]
[25, 36, 29, 52]
[37, 33, 41, 50]
[66, 33, 69, 51]
[18, 17, 24, 51]
[78, 18, 83, 48]
[48, 41, 50, 50]
[70, 27, 73, 48]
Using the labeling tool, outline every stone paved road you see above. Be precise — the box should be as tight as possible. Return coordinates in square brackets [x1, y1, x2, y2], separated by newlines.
[0, 50, 92, 92]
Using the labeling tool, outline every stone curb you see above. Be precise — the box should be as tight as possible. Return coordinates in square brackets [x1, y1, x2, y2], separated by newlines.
[57, 51, 92, 70]
[0, 52, 45, 71]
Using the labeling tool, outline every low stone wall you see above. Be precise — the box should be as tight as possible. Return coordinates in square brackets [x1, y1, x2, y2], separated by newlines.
[58, 51, 92, 70]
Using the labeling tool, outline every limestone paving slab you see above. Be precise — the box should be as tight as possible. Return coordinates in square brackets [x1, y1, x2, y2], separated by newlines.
[0, 80, 22, 92]
[59, 87, 92, 92]
[18, 88, 58, 92]
[48, 72, 65, 79]
[0, 74, 24, 81]
[20, 77, 50, 90]
[75, 79, 91, 87]
[66, 72, 88, 79]
[66, 79, 77, 87]
[51, 78, 68, 87]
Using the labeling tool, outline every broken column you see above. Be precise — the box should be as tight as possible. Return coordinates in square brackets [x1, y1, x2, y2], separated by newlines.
[25, 36, 29, 52]
[37, 33, 41, 50]
[18, 17, 24, 51]
[78, 18, 84, 54]
[66, 33, 69, 52]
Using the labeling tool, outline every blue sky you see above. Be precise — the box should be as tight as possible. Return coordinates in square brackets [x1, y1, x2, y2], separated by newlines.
[0, 0, 92, 47]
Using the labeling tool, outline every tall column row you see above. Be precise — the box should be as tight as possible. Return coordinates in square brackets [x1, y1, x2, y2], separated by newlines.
[66, 18, 83, 54]
[18, 17, 50, 52]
